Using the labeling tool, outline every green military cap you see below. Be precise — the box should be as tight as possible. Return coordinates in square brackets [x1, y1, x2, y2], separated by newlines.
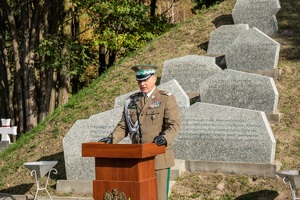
[131, 64, 157, 81]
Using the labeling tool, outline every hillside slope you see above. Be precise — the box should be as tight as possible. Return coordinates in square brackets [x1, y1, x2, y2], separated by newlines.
[0, 0, 300, 199]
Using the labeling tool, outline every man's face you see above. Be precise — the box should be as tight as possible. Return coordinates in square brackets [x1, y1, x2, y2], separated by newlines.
[138, 75, 157, 94]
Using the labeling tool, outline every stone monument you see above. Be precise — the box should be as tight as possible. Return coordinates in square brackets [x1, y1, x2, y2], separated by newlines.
[225, 28, 280, 71]
[199, 69, 279, 113]
[160, 55, 222, 92]
[173, 102, 276, 164]
[232, 0, 281, 35]
[207, 24, 249, 55]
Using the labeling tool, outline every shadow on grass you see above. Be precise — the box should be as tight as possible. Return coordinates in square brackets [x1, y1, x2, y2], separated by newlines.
[235, 190, 279, 200]
[0, 183, 34, 195]
[212, 14, 234, 28]
[37, 151, 66, 180]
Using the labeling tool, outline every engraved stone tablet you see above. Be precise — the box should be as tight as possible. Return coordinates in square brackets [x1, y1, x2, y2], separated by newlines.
[63, 107, 127, 180]
[200, 69, 279, 113]
[225, 28, 280, 70]
[173, 102, 276, 163]
[207, 24, 249, 55]
[160, 55, 222, 92]
[232, 0, 281, 35]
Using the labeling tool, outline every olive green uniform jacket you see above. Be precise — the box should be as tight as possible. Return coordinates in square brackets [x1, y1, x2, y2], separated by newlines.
[109, 87, 181, 170]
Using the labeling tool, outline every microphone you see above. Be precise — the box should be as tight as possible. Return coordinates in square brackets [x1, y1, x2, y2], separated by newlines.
[128, 92, 142, 108]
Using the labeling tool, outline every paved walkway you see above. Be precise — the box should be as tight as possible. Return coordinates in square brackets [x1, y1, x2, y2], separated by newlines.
[0, 194, 92, 200]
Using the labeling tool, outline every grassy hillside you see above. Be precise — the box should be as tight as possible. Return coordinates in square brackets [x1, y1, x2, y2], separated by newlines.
[1, 0, 300, 199]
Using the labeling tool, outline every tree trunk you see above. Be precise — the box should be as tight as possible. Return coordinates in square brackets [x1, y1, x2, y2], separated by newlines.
[71, 4, 80, 95]
[58, 0, 73, 106]
[0, 12, 11, 119]
[108, 49, 116, 67]
[71, 75, 79, 95]
[98, 44, 107, 76]
[49, 69, 57, 113]
[0, 0, 25, 133]
[38, 0, 62, 121]
[150, 0, 157, 17]
[20, 0, 39, 131]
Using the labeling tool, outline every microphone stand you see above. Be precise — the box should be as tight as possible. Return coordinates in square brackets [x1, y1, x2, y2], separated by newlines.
[135, 106, 142, 144]
[130, 93, 142, 144]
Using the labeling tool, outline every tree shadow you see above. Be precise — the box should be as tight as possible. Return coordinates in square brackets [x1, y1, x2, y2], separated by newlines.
[0, 151, 66, 194]
[212, 14, 234, 28]
[0, 183, 34, 195]
[38, 151, 66, 180]
[198, 41, 209, 52]
[276, 0, 300, 60]
[235, 190, 279, 200]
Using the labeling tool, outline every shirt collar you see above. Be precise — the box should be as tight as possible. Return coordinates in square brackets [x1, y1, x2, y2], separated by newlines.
[145, 87, 156, 98]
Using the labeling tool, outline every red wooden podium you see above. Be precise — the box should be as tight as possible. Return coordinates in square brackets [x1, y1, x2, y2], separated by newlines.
[82, 142, 165, 200]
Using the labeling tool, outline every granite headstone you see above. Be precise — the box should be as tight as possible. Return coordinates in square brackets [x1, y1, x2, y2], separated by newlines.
[173, 102, 276, 163]
[0, 141, 9, 153]
[225, 28, 280, 71]
[160, 55, 222, 92]
[232, 0, 281, 35]
[207, 24, 249, 55]
[200, 69, 279, 113]
[63, 107, 127, 180]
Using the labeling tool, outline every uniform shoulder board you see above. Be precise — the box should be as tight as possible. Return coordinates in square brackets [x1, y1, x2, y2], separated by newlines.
[159, 90, 172, 96]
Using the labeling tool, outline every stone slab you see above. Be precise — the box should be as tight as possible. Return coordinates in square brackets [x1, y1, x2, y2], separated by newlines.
[0, 141, 9, 153]
[207, 24, 249, 55]
[173, 102, 276, 163]
[114, 79, 189, 108]
[160, 55, 222, 92]
[56, 180, 92, 195]
[63, 107, 127, 180]
[232, 0, 281, 35]
[186, 160, 281, 178]
[199, 69, 279, 113]
[225, 28, 280, 71]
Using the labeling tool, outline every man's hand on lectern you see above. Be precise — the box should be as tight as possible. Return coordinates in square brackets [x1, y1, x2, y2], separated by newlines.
[98, 137, 112, 144]
[153, 135, 167, 146]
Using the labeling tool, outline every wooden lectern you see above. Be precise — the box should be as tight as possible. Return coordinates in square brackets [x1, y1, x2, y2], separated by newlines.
[82, 142, 165, 200]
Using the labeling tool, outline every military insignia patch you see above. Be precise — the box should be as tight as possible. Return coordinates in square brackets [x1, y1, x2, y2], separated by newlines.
[148, 100, 161, 109]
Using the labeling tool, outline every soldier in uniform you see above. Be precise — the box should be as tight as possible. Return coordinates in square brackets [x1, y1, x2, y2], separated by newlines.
[99, 64, 181, 200]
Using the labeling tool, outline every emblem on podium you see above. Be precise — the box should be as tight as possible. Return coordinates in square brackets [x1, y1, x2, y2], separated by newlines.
[104, 188, 127, 200]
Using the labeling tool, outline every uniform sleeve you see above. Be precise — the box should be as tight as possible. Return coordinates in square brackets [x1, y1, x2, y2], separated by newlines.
[108, 109, 128, 144]
[162, 95, 181, 145]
